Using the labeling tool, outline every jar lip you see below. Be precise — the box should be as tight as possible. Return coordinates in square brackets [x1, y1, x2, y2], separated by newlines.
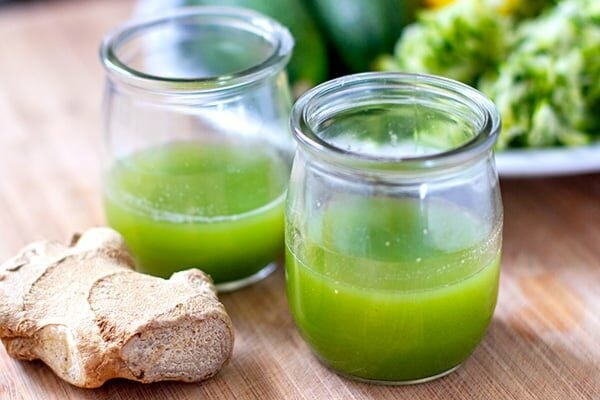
[100, 6, 293, 92]
[291, 72, 501, 172]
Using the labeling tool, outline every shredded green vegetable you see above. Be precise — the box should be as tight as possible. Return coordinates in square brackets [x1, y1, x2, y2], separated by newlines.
[382, 0, 600, 149]
[392, 0, 511, 87]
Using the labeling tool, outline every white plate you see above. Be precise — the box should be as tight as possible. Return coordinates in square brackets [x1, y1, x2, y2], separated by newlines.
[495, 143, 600, 177]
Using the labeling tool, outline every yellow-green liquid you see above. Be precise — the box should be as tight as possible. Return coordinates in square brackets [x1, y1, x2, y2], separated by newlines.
[104, 140, 290, 283]
[286, 196, 501, 382]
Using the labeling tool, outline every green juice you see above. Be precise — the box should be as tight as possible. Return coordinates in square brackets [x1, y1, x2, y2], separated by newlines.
[286, 196, 501, 382]
[104, 140, 290, 284]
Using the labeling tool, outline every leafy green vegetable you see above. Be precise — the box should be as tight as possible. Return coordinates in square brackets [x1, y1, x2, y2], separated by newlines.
[381, 0, 600, 149]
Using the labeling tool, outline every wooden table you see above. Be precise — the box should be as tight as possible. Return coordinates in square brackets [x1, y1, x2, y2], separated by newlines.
[0, 1, 598, 399]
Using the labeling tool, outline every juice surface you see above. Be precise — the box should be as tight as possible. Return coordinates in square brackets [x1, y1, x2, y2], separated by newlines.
[286, 196, 501, 382]
[104, 140, 290, 283]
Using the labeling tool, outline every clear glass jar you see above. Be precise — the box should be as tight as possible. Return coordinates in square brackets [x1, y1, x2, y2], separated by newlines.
[286, 72, 503, 384]
[100, 7, 294, 291]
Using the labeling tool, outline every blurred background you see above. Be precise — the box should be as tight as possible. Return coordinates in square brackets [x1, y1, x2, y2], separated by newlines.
[3, 0, 598, 157]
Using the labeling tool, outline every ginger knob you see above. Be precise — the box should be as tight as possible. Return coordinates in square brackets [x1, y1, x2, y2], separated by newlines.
[0, 227, 234, 388]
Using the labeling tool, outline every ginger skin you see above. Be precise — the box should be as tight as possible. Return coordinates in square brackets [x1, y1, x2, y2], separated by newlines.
[0, 228, 234, 388]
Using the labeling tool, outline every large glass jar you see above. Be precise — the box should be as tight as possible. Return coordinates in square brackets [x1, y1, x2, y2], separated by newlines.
[286, 73, 503, 383]
[100, 7, 294, 291]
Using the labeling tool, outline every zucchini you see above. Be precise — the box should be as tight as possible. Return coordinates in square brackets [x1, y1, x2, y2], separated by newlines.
[175, 0, 329, 93]
[304, 0, 417, 72]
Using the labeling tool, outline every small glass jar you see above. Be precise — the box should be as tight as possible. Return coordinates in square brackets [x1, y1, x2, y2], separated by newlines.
[286, 72, 503, 384]
[100, 7, 294, 291]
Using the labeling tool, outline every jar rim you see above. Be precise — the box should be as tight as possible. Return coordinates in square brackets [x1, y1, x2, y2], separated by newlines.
[100, 6, 293, 92]
[291, 72, 501, 172]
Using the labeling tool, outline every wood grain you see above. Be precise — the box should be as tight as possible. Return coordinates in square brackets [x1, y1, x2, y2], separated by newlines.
[0, 1, 599, 399]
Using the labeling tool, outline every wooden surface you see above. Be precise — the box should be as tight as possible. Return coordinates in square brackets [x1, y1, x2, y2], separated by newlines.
[0, 1, 599, 399]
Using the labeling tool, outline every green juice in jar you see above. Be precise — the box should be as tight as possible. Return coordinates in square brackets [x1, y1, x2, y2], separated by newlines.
[286, 196, 501, 382]
[104, 140, 290, 284]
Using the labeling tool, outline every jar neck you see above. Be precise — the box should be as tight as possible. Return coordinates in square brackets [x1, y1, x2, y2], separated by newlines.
[298, 146, 495, 185]
[106, 71, 289, 104]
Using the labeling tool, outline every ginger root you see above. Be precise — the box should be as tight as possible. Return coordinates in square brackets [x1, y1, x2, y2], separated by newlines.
[0, 227, 233, 388]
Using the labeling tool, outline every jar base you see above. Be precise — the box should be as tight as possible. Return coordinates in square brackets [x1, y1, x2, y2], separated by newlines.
[332, 363, 462, 386]
[216, 262, 277, 293]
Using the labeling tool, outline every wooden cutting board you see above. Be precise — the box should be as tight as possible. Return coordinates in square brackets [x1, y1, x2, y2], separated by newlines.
[0, 1, 598, 399]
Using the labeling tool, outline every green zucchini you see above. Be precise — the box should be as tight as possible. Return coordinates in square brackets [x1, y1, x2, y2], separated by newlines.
[176, 0, 329, 93]
[304, 0, 416, 72]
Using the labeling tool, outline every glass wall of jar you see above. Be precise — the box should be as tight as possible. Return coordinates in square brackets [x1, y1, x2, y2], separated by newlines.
[286, 72, 503, 383]
[100, 7, 294, 291]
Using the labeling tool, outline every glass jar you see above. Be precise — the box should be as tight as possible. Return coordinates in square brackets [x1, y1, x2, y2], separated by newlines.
[286, 72, 503, 384]
[100, 7, 294, 291]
